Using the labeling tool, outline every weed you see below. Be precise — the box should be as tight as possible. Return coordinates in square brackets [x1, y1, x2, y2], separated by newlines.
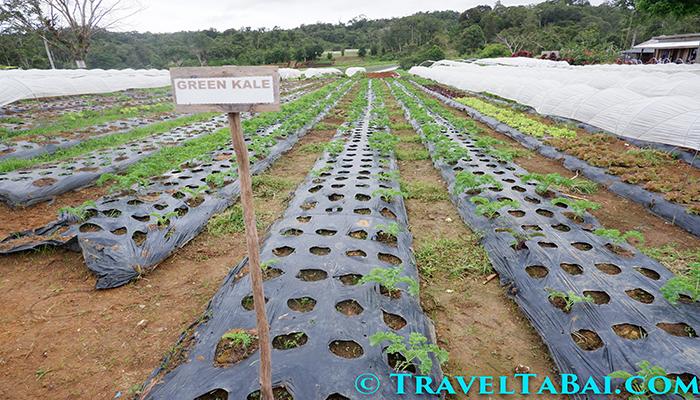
[326, 140, 345, 156]
[221, 330, 256, 347]
[357, 265, 419, 296]
[414, 235, 492, 277]
[260, 259, 280, 271]
[298, 143, 327, 154]
[369, 331, 449, 375]
[594, 229, 644, 247]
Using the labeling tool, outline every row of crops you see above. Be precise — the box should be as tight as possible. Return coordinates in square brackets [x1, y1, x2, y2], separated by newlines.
[1, 72, 698, 399]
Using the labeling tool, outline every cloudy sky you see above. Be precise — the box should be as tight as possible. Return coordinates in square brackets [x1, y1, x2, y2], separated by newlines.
[116, 0, 608, 34]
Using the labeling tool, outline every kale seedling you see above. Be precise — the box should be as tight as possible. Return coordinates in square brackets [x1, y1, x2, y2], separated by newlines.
[357, 265, 419, 296]
[372, 188, 407, 203]
[470, 196, 520, 219]
[608, 361, 695, 400]
[453, 171, 502, 195]
[59, 200, 97, 221]
[546, 287, 593, 312]
[369, 331, 449, 375]
[149, 211, 178, 227]
[660, 262, 700, 305]
[550, 198, 601, 218]
[594, 229, 644, 248]
[520, 173, 573, 194]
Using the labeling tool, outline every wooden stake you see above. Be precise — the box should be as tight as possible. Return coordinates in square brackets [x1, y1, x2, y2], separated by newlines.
[228, 112, 273, 400]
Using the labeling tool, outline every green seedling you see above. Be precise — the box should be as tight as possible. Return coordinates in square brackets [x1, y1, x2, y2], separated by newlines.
[546, 287, 593, 312]
[369, 131, 399, 156]
[374, 170, 400, 182]
[369, 331, 449, 375]
[205, 170, 238, 187]
[660, 262, 700, 305]
[434, 141, 471, 164]
[453, 171, 502, 194]
[608, 361, 695, 400]
[96, 173, 151, 193]
[221, 330, 256, 348]
[520, 173, 574, 194]
[310, 167, 330, 177]
[470, 197, 520, 219]
[489, 148, 517, 162]
[372, 188, 407, 203]
[357, 265, 419, 296]
[59, 200, 97, 221]
[499, 227, 546, 250]
[594, 229, 645, 247]
[474, 136, 507, 151]
[375, 222, 403, 238]
[149, 211, 178, 227]
[326, 140, 345, 156]
[550, 198, 601, 218]
[260, 259, 280, 271]
[180, 185, 208, 199]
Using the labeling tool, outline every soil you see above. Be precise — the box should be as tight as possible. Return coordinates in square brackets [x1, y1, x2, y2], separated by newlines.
[213, 329, 260, 368]
[328, 340, 363, 359]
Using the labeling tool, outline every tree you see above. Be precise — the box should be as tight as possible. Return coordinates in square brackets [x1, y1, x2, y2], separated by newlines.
[635, 0, 700, 18]
[0, 0, 141, 68]
[358, 45, 366, 57]
[425, 44, 446, 60]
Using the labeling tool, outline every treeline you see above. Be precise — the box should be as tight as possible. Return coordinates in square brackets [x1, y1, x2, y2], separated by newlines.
[1, 0, 698, 70]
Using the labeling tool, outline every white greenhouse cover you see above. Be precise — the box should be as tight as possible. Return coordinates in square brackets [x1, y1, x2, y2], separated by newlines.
[303, 68, 342, 78]
[410, 58, 700, 151]
[0, 68, 171, 107]
[345, 67, 366, 77]
[279, 68, 302, 80]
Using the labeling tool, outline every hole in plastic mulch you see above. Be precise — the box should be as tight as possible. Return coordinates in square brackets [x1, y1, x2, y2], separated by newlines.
[382, 310, 407, 330]
[560, 263, 583, 275]
[594, 263, 621, 275]
[241, 295, 269, 311]
[194, 388, 229, 400]
[345, 250, 367, 258]
[656, 323, 697, 338]
[246, 387, 292, 400]
[634, 267, 660, 280]
[272, 246, 295, 257]
[309, 247, 331, 256]
[335, 300, 364, 316]
[378, 253, 401, 264]
[339, 274, 362, 286]
[612, 324, 648, 340]
[525, 265, 548, 279]
[272, 332, 308, 350]
[329, 340, 364, 359]
[572, 329, 603, 351]
[583, 291, 610, 305]
[281, 228, 303, 236]
[287, 297, 317, 313]
[297, 269, 328, 282]
[625, 288, 654, 304]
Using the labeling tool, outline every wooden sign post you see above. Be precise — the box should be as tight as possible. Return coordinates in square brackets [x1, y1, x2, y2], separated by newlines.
[171, 66, 281, 400]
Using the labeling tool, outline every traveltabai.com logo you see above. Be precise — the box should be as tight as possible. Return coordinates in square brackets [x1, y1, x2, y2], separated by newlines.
[354, 373, 700, 396]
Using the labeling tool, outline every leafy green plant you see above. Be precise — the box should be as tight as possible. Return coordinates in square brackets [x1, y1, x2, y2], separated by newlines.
[59, 200, 97, 221]
[489, 148, 517, 162]
[326, 140, 345, 156]
[660, 262, 700, 305]
[453, 171, 502, 194]
[608, 361, 695, 400]
[357, 265, 419, 296]
[470, 197, 520, 219]
[375, 222, 403, 238]
[499, 228, 546, 250]
[221, 330, 256, 348]
[546, 287, 594, 312]
[594, 229, 645, 247]
[180, 185, 208, 199]
[149, 211, 178, 227]
[310, 167, 330, 177]
[374, 170, 400, 182]
[372, 188, 407, 203]
[550, 198, 601, 218]
[474, 136, 507, 151]
[369, 131, 399, 156]
[369, 331, 449, 375]
[520, 173, 574, 194]
[434, 141, 471, 164]
[96, 173, 151, 193]
[260, 258, 280, 271]
[205, 170, 238, 187]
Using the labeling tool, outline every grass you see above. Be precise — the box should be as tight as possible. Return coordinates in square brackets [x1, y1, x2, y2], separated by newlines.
[396, 148, 430, 161]
[297, 142, 327, 154]
[401, 180, 449, 202]
[639, 242, 700, 278]
[251, 175, 296, 198]
[207, 204, 266, 236]
[414, 234, 492, 278]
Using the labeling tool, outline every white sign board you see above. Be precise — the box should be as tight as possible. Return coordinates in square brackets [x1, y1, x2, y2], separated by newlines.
[170, 66, 281, 113]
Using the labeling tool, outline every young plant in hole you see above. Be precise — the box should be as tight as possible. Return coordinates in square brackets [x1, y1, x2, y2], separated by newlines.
[149, 211, 178, 227]
[326, 140, 345, 156]
[369, 331, 449, 375]
[499, 227, 545, 250]
[545, 287, 593, 312]
[470, 197, 520, 219]
[260, 258, 280, 271]
[374, 170, 399, 182]
[608, 361, 695, 400]
[375, 222, 403, 238]
[59, 200, 97, 221]
[520, 173, 573, 194]
[594, 229, 644, 248]
[357, 265, 419, 296]
[221, 330, 257, 347]
[369, 131, 399, 156]
[660, 262, 700, 305]
[310, 167, 330, 177]
[434, 141, 471, 164]
[96, 173, 150, 193]
[550, 198, 601, 218]
[453, 171, 502, 194]
[474, 136, 507, 151]
[372, 188, 406, 203]
[180, 185, 208, 200]
[489, 148, 517, 162]
[205, 170, 238, 187]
